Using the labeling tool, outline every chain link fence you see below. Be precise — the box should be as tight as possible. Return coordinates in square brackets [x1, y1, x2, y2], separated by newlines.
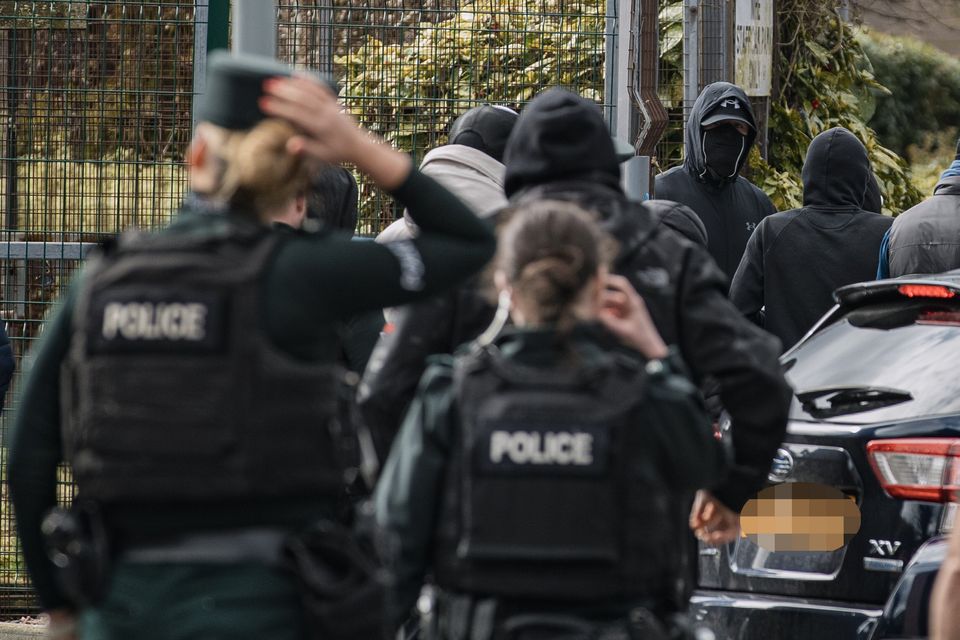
[0, 2, 198, 617]
[277, 0, 612, 233]
[0, 0, 615, 618]
[657, 0, 735, 173]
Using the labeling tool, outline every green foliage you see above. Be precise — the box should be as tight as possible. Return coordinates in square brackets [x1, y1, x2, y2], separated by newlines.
[335, 0, 606, 226]
[655, 0, 685, 169]
[337, 0, 605, 147]
[859, 30, 960, 157]
[747, 0, 923, 213]
[12, 157, 185, 238]
[0, 1, 87, 26]
[658, 0, 683, 101]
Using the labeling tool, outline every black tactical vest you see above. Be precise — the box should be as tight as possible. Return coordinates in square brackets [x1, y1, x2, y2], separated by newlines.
[433, 343, 688, 603]
[61, 222, 355, 504]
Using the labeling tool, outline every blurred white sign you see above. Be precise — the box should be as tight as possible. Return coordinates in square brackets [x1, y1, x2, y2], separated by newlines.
[735, 0, 774, 96]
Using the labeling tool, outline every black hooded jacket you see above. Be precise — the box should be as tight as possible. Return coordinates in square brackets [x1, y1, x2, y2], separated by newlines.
[360, 88, 791, 514]
[305, 166, 384, 373]
[729, 127, 892, 351]
[655, 83, 776, 281]
[646, 199, 709, 248]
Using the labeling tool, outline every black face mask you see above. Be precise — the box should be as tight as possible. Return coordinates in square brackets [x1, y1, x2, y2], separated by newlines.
[701, 125, 747, 181]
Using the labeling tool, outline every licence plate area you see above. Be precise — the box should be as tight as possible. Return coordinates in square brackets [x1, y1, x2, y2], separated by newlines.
[727, 442, 862, 580]
[730, 537, 846, 580]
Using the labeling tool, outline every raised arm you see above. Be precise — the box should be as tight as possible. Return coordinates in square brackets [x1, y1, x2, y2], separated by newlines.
[261, 77, 496, 320]
[677, 245, 792, 512]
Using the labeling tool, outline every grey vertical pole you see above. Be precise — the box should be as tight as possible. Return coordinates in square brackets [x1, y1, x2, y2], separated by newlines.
[193, 0, 209, 128]
[683, 0, 700, 128]
[622, 156, 651, 201]
[318, 4, 334, 74]
[604, 0, 638, 139]
[604, 0, 619, 133]
[838, 0, 850, 22]
[233, 0, 276, 57]
[613, 0, 632, 140]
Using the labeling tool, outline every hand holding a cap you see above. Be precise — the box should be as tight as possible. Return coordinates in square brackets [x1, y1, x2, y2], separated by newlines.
[260, 75, 411, 190]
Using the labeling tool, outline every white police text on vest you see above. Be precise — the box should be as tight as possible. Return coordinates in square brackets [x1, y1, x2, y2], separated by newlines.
[489, 430, 594, 466]
[101, 302, 208, 341]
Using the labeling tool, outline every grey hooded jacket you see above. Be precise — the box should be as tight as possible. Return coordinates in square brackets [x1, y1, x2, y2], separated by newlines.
[376, 144, 507, 243]
[887, 177, 960, 277]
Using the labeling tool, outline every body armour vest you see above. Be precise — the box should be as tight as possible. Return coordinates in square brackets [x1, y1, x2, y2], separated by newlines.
[433, 343, 688, 603]
[61, 223, 356, 504]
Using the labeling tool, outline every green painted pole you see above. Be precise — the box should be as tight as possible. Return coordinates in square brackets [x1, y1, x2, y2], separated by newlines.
[193, 0, 230, 127]
[207, 0, 230, 53]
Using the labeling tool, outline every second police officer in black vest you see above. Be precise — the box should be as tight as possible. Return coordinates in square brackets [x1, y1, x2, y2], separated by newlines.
[6, 53, 495, 640]
[375, 201, 727, 640]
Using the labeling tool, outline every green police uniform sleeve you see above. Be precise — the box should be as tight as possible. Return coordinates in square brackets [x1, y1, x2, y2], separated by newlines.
[6, 284, 78, 611]
[374, 357, 456, 632]
[266, 168, 496, 328]
[643, 350, 727, 491]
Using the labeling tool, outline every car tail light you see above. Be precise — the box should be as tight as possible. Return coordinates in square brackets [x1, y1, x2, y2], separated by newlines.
[942, 503, 958, 533]
[918, 311, 960, 326]
[867, 438, 960, 502]
[898, 284, 957, 299]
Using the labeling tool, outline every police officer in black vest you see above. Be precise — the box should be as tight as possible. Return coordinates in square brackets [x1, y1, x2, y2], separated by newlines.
[375, 201, 726, 640]
[6, 53, 494, 640]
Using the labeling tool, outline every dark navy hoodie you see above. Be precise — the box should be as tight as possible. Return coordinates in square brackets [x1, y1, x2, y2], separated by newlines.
[729, 127, 892, 351]
[655, 83, 776, 282]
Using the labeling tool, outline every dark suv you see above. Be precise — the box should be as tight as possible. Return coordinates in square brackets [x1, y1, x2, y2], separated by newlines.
[692, 276, 960, 639]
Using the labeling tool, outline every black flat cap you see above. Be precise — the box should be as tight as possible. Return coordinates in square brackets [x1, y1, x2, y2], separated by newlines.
[449, 105, 519, 163]
[197, 51, 338, 130]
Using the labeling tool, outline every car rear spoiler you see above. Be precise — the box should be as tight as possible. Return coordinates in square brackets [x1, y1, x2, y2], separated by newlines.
[781, 277, 960, 359]
[834, 278, 960, 307]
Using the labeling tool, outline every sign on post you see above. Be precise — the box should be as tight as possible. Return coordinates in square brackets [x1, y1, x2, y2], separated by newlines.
[734, 0, 773, 97]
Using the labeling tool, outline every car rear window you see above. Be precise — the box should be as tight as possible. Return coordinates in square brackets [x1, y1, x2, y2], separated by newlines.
[784, 301, 960, 424]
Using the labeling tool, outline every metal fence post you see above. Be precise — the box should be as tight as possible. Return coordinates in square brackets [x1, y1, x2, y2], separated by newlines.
[604, 0, 620, 132]
[700, 0, 730, 85]
[193, 0, 230, 128]
[607, 0, 635, 139]
[632, 0, 669, 153]
[683, 0, 700, 128]
[233, 0, 276, 56]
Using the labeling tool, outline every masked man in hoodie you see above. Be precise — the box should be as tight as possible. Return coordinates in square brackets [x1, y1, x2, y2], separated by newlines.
[883, 136, 960, 278]
[362, 89, 790, 558]
[729, 127, 892, 351]
[655, 82, 776, 282]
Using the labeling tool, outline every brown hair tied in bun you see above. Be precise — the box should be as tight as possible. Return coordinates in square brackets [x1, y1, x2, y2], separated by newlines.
[497, 200, 615, 330]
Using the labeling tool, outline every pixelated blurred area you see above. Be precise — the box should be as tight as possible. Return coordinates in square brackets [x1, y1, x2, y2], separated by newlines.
[740, 482, 862, 552]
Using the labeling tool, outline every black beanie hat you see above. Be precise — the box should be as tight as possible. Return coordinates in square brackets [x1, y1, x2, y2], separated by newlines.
[448, 105, 519, 163]
[198, 51, 337, 130]
[503, 88, 620, 197]
[955, 135, 960, 161]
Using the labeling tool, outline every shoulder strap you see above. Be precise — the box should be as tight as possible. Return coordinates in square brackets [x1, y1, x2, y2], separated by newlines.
[115, 218, 270, 254]
[460, 342, 624, 393]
